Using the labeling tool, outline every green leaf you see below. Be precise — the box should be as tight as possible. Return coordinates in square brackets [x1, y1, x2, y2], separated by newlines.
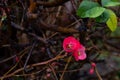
[102, 0, 120, 7]
[111, 0, 120, 1]
[106, 9, 117, 32]
[81, 7, 105, 18]
[110, 27, 120, 37]
[77, 0, 99, 17]
[96, 9, 110, 23]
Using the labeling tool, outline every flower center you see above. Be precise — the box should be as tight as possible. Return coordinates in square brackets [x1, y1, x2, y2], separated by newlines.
[67, 44, 72, 49]
[78, 51, 81, 56]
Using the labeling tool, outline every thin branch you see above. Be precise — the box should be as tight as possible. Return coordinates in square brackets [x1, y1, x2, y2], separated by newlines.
[49, 64, 58, 80]
[36, 0, 70, 7]
[39, 19, 79, 33]
[0, 47, 30, 64]
[11, 22, 47, 44]
[95, 67, 103, 80]
[0, 51, 66, 79]
[0, 55, 16, 64]
[24, 41, 37, 72]
[1, 47, 30, 80]
[59, 56, 72, 80]
[13, 67, 46, 77]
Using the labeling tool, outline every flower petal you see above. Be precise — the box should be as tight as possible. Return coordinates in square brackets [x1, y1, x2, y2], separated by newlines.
[63, 36, 81, 52]
[78, 52, 86, 60]
[73, 46, 86, 61]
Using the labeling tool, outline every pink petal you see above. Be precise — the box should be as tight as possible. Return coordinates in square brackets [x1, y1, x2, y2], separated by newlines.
[78, 52, 86, 60]
[73, 46, 86, 61]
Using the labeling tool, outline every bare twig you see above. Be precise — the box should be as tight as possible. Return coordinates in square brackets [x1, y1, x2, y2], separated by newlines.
[49, 64, 58, 80]
[13, 67, 46, 77]
[95, 67, 103, 80]
[36, 0, 70, 7]
[0, 51, 66, 79]
[1, 47, 31, 80]
[0, 47, 30, 64]
[24, 41, 37, 72]
[39, 19, 79, 33]
[59, 56, 72, 80]
[0, 55, 16, 64]
[11, 22, 47, 44]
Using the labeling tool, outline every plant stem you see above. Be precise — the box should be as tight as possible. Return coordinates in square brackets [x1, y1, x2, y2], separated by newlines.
[59, 56, 72, 80]
[95, 67, 103, 80]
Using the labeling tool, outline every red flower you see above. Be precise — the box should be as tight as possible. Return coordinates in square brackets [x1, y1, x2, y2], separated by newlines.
[72, 45, 86, 61]
[63, 36, 80, 52]
[63, 36, 86, 61]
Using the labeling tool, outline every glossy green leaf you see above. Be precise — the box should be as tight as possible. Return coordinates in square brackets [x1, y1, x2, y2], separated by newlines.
[106, 9, 117, 32]
[110, 27, 120, 37]
[81, 7, 105, 18]
[96, 9, 110, 23]
[77, 0, 99, 18]
[111, 0, 120, 1]
[102, 0, 120, 7]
